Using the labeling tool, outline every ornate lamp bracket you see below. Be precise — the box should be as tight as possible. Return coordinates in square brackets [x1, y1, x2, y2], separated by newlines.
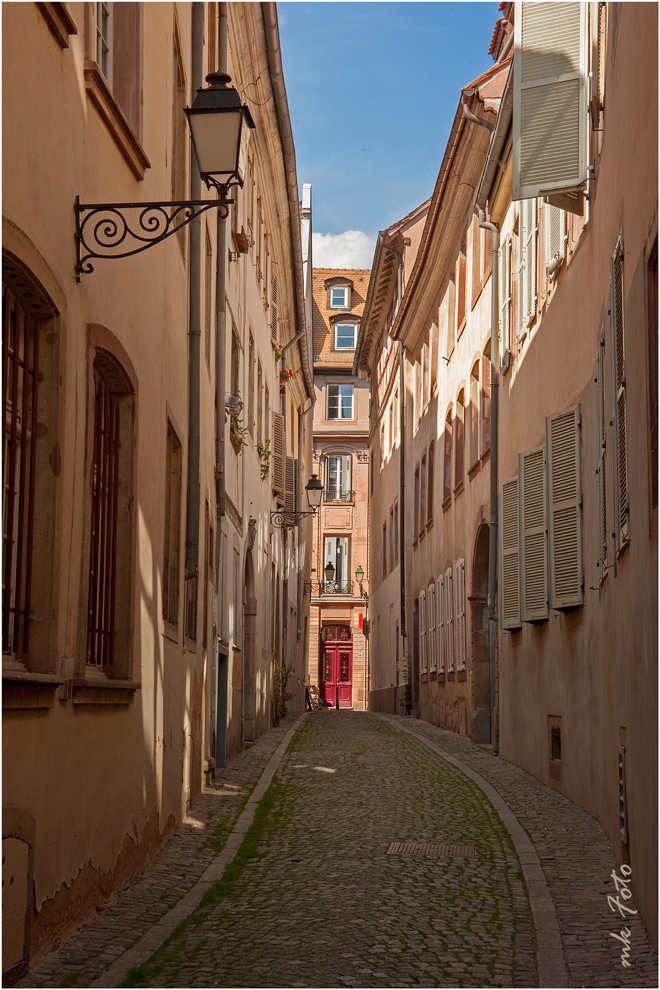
[75, 191, 232, 280]
[270, 509, 316, 529]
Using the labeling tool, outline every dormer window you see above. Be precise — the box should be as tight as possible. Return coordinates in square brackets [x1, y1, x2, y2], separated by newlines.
[329, 285, 349, 309]
[334, 322, 357, 350]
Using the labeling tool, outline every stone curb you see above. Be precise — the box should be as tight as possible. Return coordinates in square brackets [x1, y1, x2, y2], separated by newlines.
[373, 713, 568, 989]
[93, 712, 308, 988]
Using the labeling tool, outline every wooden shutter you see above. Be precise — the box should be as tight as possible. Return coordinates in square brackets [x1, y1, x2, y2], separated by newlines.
[500, 475, 521, 629]
[445, 568, 454, 672]
[456, 559, 466, 671]
[499, 235, 511, 360]
[437, 573, 444, 673]
[519, 445, 549, 621]
[272, 411, 284, 496]
[270, 276, 278, 344]
[547, 405, 583, 608]
[481, 352, 491, 454]
[284, 456, 295, 514]
[520, 199, 538, 335]
[428, 584, 436, 672]
[444, 279, 456, 360]
[546, 205, 566, 275]
[419, 591, 427, 673]
[513, 2, 588, 201]
[611, 234, 629, 550]
[597, 329, 607, 577]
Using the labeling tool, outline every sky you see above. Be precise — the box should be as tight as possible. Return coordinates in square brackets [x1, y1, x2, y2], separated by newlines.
[278, 2, 500, 268]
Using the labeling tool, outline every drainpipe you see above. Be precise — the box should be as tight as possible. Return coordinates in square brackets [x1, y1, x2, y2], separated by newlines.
[297, 401, 313, 643]
[478, 206, 499, 750]
[185, 3, 204, 581]
[215, 1, 228, 522]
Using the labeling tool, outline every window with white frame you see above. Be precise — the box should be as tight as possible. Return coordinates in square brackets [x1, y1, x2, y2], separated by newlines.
[428, 582, 436, 672]
[328, 285, 349, 309]
[326, 384, 354, 420]
[419, 591, 427, 673]
[436, 573, 444, 673]
[518, 199, 538, 339]
[445, 567, 454, 672]
[334, 322, 357, 350]
[325, 454, 352, 501]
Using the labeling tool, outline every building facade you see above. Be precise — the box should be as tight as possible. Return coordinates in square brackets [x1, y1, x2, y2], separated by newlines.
[308, 268, 370, 710]
[2, 2, 312, 978]
[358, 0, 657, 943]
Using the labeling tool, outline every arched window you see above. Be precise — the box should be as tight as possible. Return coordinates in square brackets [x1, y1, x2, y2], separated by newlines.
[470, 361, 480, 468]
[427, 441, 435, 523]
[86, 349, 136, 675]
[420, 452, 427, 533]
[414, 464, 420, 537]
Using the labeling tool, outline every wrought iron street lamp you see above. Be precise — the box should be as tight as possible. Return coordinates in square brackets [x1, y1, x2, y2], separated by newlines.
[75, 72, 255, 279]
[325, 561, 335, 583]
[270, 474, 323, 529]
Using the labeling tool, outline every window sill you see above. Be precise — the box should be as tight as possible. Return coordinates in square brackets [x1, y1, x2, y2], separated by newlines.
[72, 676, 141, 705]
[163, 621, 179, 644]
[457, 669, 467, 682]
[430, 670, 437, 680]
[426, 518, 434, 533]
[453, 479, 464, 497]
[419, 529, 426, 542]
[84, 61, 150, 180]
[412, 538, 419, 550]
[421, 672, 428, 683]
[447, 670, 455, 681]
[3, 670, 65, 710]
[468, 460, 480, 479]
[442, 495, 452, 512]
[38, 2, 77, 47]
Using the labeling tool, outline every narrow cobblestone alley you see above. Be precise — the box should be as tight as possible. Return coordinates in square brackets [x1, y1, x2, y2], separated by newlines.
[19, 712, 658, 989]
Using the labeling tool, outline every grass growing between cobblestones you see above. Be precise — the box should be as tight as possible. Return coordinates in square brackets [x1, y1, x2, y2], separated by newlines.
[118, 777, 281, 987]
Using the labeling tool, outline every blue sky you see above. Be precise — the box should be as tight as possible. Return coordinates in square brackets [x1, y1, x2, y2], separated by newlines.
[278, 1, 500, 266]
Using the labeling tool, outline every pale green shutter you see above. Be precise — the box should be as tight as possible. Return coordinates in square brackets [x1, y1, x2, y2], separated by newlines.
[272, 411, 284, 496]
[547, 405, 583, 608]
[611, 234, 629, 551]
[445, 568, 454, 672]
[546, 205, 566, 278]
[500, 476, 521, 629]
[499, 235, 511, 362]
[437, 573, 444, 673]
[284, 456, 295, 515]
[456, 559, 466, 671]
[419, 591, 427, 673]
[519, 446, 549, 621]
[513, 2, 588, 201]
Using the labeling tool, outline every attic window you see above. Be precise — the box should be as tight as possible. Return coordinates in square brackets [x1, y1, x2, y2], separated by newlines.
[329, 285, 349, 309]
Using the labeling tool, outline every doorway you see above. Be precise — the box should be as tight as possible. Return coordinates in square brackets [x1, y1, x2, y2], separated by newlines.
[320, 624, 352, 707]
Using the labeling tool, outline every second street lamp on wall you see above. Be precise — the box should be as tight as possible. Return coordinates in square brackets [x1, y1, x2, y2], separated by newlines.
[325, 561, 335, 583]
[75, 72, 255, 278]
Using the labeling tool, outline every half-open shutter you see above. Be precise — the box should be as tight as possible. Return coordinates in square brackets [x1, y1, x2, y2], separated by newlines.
[270, 276, 278, 345]
[546, 205, 566, 277]
[419, 591, 427, 673]
[284, 456, 296, 515]
[499, 235, 511, 362]
[428, 583, 436, 672]
[547, 405, 583, 608]
[481, 352, 491, 454]
[519, 445, 549, 621]
[272, 411, 284, 496]
[456, 559, 466, 671]
[520, 199, 538, 334]
[445, 568, 454, 672]
[513, 2, 588, 201]
[611, 234, 629, 551]
[500, 475, 521, 629]
[437, 573, 444, 673]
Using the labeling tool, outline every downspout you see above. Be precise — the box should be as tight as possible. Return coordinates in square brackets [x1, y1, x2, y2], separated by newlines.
[185, 2, 204, 581]
[296, 400, 313, 643]
[215, 1, 228, 523]
[478, 206, 499, 750]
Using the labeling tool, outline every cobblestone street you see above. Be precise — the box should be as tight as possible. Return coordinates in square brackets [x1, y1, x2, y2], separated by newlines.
[20, 712, 658, 989]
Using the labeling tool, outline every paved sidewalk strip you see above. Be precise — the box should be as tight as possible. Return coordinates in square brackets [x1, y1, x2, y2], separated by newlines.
[379, 714, 658, 989]
[18, 716, 304, 990]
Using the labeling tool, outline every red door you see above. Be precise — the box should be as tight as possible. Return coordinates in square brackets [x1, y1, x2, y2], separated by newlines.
[320, 628, 353, 707]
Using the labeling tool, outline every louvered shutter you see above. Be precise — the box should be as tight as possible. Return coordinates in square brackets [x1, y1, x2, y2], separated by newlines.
[500, 476, 521, 629]
[272, 411, 284, 495]
[428, 584, 436, 672]
[444, 280, 456, 360]
[270, 277, 278, 345]
[445, 568, 454, 672]
[519, 199, 538, 334]
[437, 574, 444, 673]
[513, 2, 588, 201]
[456, 559, 466, 671]
[419, 591, 427, 673]
[547, 405, 583, 608]
[284, 456, 295, 514]
[481, 352, 491, 454]
[499, 235, 511, 360]
[519, 445, 549, 621]
[546, 205, 566, 276]
[597, 330, 607, 577]
[611, 234, 629, 550]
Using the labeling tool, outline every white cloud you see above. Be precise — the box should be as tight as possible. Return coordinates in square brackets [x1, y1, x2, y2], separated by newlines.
[312, 230, 375, 270]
